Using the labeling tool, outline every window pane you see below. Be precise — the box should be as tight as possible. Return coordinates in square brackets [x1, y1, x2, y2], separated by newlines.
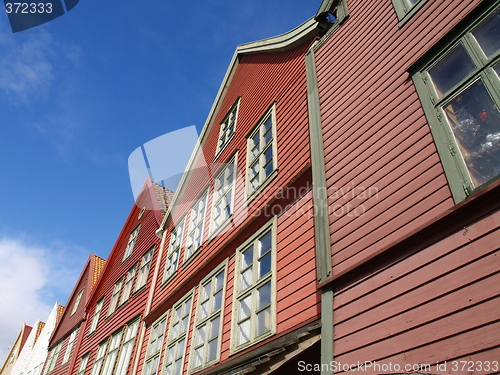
[207, 339, 218, 362]
[209, 316, 220, 339]
[193, 348, 202, 368]
[196, 325, 205, 346]
[237, 319, 251, 345]
[213, 290, 222, 311]
[472, 8, 500, 58]
[429, 44, 475, 96]
[259, 253, 272, 279]
[257, 307, 271, 336]
[258, 282, 271, 309]
[442, 79, 500, 186]
[259, 231, 272, 256]
[239, 296, 252, 321]
[241, 267, 253, 290]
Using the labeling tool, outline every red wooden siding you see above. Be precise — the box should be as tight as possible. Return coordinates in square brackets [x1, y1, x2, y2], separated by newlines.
[332, 208, 500, 373]
[314, 0, 486, 276]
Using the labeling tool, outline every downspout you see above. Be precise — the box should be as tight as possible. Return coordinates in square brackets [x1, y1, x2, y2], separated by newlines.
[305, 43, 334, 375]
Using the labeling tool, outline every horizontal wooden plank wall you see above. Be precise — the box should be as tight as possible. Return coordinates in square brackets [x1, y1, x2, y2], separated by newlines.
[314, 0, 484, 277]
[332, 208, 500, 373]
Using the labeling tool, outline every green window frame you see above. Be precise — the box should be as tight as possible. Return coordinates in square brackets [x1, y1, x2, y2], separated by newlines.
[123, 225, 140, 261]
[44, 342, 62, 374]
[189, 261, 227, 371]
[107, 278, 124, 316]
[245, 104, 278, 201]
[210, 155, 237, 235]
[215, 98, 240, 158]
[89, 341, 107, 375]
[391, 0, 428, 25]
[100, 329, 123, 375]
[412, 1, 500, 202]
[163, 219, 185, 283]
[76, 354, 90, 375]
[120, 265, 137, 305]
[142, 315, 167, 375]
[231, 218, 276, 353]
[163, 291, 194, 375]
[135, 247, 154, 292]
[115, 319, 140, 375]
[71, 288, 84, 316]
[62, 328, 78, 364]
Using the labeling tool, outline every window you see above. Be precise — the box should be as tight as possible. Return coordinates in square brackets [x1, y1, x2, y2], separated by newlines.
[44, 342, 62, 374]
[101, 330, 123, 375]
[163, 292, 193, 375]
[71, 289, 84, 316]
[62, 329, 78, 364]
[210, 157, 236, 233]
[123, 226, 140, 261]
[246, 105, 277, 198]
[76, 354, 90, 375]
[115, 319, 140, 375]
[108, 278, 124, 316]
[185, 192, 208, 261]
[231, 219, 276, 352]
[135, 248, 154, 291]
[89, 298, 104, 334]
[391, 0, 427, 24]
[89, 341, 107, 375]
[142, 317, 167, 375]
[190, 263, 226, 371]
[120, 265, 137, 305]
[412, 3, 500, 202]
[163, 221, 185, 282]
[216, 99, 240, 156]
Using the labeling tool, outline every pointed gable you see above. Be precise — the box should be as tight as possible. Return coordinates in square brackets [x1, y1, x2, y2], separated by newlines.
[0, 324, 32, 375]
[48, 254, 105, 347]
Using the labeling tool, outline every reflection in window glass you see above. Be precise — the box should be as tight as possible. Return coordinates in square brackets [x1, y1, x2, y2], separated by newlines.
[472, 8, 500, 58]
[443, 79, 500, 186]
[429, 44, 475, 96]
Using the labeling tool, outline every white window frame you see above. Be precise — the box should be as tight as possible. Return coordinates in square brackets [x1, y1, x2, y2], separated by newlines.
[135, 247, 154, 292]
[246, 104, 278, 200]
[89, 341, 108, 375]
[89, 298, 104, 334]
[210, 155, 237, 235]
[163, 219, 185, 283]
[142, 315, 167, 375]
[123, 225, 140, 261]
[163, 291, 194, 375]
[44, 342, 62, 374]
[71, 289, 84, 316]
[184, 191, 208, 262]
[189, 261, 227, 372]
[62, 329, 78, 364]
[100, 330, 123, 375]
[115, 319, 140, 375]
[231, 217, 276, 353]
[120, 265, 137, 305]
[108, 278, 124, 316]
[76, 354, 90, 375]
[215, 98, 240, 157]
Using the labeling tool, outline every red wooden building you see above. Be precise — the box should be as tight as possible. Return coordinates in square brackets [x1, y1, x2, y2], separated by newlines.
[42, 255, 105, 375]
[307, 0, 500, 373]
[66, 180, 171, 375]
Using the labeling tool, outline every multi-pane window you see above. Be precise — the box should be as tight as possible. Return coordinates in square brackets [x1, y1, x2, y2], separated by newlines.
[163, 222, 184, 282]
[62, 329, 78, 364]
[391, 0, 426, 22]
[163, 293, 193, 375]
[190, 264, 226, 371]
[120, 265, 137, 305]
[76, 354, 90, 375]
[71, 289, 84, 315]
[211, 158, 236, 233]
[115, 319, 140, 375]
[89, 298, 104, 334]
[247, 106, 276, 197]
[185, 192, 208, 261]
[413, 4, 500, 202]
[89, 341, 107, 375]
[216, 99, 239, 156]
[135, 248, 154, 291]
[44, 342, 62, 374]
[232, 220, 275, 352]
[108, 278, 124, 316]
[101, 330, 123, 375]
[123, 226, 140, 261]
[143, 317, 167, 375]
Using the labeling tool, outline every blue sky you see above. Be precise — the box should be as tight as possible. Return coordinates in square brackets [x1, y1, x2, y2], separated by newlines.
[0, 0, 319, 363]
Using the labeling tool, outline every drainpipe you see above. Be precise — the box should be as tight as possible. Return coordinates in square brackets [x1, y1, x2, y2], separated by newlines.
[305, 43, 334, 375]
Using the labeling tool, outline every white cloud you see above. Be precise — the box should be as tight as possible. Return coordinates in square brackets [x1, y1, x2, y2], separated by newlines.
[0, 237, 88, 366]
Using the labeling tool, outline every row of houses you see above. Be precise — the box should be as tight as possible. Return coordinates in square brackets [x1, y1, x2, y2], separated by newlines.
[2, 0, 500, 374]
